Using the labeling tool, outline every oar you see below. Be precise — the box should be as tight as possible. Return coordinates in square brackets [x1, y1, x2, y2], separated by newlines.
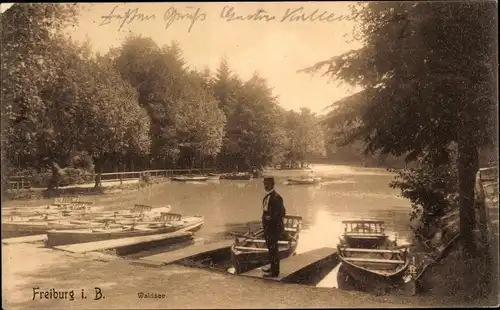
[228, 232, 265, 243]
[228, 232, 258, 239]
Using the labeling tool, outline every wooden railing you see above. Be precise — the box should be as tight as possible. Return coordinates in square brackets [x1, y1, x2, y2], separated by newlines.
[7, 180, 32, 190]
[7, 168, 215, 190]
[474, 166, 498, 249]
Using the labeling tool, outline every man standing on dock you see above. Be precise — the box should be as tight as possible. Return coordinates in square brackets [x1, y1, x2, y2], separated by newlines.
[262, 176, 286, 277]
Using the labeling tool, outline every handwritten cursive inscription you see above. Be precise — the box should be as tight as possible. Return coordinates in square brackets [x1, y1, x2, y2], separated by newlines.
[163, 6, 206, 33]
[220, 6, 276, 22]
[280, 7, 345, 23]
[100, 6, 156, 31]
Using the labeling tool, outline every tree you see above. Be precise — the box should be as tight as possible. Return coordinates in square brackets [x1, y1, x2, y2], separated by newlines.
[113, 36, 187, 168]
[1, 4, 81, 188]
[300, 2, 497, 255]
[173, 70, 226, 170]
[228, 73, 285, 170]
[1, 3, 79, 129]
[283, 108, 326, 168]
[213, 57, 242, 170]
[81, 55, 151, 187]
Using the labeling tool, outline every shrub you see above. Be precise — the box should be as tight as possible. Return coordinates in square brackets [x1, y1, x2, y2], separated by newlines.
[6, 167, 94, 188]
[389, 151, 458, 245]
[59, 168, 94, 186]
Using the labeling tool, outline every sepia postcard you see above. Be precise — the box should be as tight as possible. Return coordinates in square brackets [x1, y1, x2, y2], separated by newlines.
[1, 1, 498, 309]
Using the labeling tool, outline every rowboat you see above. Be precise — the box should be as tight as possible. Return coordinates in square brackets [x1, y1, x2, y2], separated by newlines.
[2, 199, 94, 220]
[336, 219, 409, 292]
[206, 173, 221, 180]
[339, 220, 390, 249]
[172, 176, 209, 182]
[230, 215, 302, 274]
[1, 219, 120, 239]
[88, 204, 172, 222]
[220, 173, 253, 180]
[336, 245, 410, 292]
[46, 213, 204, 247]
[286, 177, 321, 185]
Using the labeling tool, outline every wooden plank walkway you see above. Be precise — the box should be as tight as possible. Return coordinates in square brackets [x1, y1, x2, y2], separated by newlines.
[137, 239, 234, 266]
[2, 234, 47, 245]
[241, 247, 337, 282]
[53, 231, 193, 254]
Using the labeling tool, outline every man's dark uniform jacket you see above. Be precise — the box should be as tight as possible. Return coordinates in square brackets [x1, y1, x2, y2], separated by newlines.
[262, 190, 286, 238]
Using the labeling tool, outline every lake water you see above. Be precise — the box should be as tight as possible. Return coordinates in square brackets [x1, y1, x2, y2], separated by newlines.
[5, 164, 412, 288]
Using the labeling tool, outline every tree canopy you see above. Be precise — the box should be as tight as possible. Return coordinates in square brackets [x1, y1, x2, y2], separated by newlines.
[300, 1, 497, 254]
[2, 3, 331, 189]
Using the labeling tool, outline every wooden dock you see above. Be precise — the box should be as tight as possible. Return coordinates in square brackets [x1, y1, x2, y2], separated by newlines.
[241, 247, 338, 282]
[135, 239, 234, 267]
[53, 231, 193, 254]
[2, 234, 47, 245]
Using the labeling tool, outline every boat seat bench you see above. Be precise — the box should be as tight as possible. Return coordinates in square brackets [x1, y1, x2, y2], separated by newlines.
[344, 257, 405, 264]
[234, 241, 291, 252]
[344, 235, 386, 239]
[342, 248, 402, 254]
[234, 246, 269, 252]
[250, 240, 290, 245]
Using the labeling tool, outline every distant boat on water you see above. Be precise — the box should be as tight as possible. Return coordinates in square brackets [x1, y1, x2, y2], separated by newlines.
[220, 172, 253, 180]
[286, 177, 322, 185]
[206, 173, 221, 180]
[171, 176, 209, 182]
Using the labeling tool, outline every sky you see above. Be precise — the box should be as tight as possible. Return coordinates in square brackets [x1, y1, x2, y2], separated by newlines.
[2, 2, 363, 114]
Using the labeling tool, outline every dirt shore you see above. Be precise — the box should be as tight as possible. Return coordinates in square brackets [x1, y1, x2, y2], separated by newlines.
[2, 242, 489, 309]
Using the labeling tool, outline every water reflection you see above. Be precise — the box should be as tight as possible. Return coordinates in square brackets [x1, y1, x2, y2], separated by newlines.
[296, 208, 343, 254]
[4, 165, 412, 287]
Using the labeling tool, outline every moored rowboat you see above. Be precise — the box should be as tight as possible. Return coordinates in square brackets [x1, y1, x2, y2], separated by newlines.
[46, 214, 204, 247]
[86, 205, 172, 222]
[1, 219, 120, 239]
[336, 219, 409, 292]
[230, 215, 302, 274]
[339, 220, 390, 249]
[336, 245, 410, 291]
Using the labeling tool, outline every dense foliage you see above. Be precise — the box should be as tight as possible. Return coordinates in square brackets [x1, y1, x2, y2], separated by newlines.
[301, 2, 497, 254]
[389, 148, 459, 245]
[1, 4, 327, 189]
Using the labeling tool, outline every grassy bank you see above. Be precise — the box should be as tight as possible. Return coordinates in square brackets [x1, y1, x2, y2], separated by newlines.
[415, 242, 498, 306]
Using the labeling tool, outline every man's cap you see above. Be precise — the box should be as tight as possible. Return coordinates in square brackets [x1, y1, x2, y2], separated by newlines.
[263, 176, 275, 181]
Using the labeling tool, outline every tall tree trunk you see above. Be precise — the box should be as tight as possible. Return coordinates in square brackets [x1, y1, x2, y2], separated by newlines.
[457, 140, 479, 257]
[48, 163, 58, 190]
[94, 158, 103, 188]
[190, 150, 195, 174]
[48, 161, 62, 190]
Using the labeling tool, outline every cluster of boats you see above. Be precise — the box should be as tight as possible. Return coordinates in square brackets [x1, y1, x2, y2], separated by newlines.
[1, 197, 204, 248]
[170, 170, 322, 185]
[171, 172, 253, 182]
[228, 217, 410, 292]
[2, 195, 410, 293]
